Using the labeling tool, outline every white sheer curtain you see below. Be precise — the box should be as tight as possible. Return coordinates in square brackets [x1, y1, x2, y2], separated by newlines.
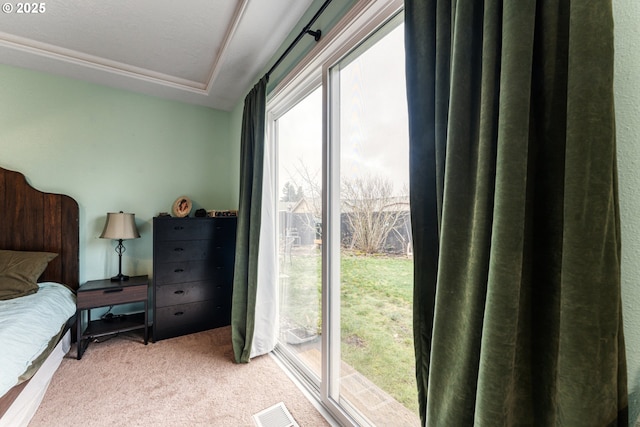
[249, 128, 278, 358]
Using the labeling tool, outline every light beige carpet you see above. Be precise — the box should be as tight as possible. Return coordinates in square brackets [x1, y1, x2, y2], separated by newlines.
[30, 326, 330, 427]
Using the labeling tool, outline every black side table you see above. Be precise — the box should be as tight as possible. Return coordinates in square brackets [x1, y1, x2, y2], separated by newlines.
[76, 275, 149, 359]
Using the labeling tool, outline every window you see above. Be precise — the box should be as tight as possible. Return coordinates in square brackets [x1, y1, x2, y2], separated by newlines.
[267, 1, 417, 425]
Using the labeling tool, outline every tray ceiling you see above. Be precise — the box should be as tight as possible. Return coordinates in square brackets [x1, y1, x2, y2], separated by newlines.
[0, 0, 313, 110]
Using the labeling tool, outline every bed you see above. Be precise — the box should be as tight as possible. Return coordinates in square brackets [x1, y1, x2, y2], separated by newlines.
[0, 166, 79, 427]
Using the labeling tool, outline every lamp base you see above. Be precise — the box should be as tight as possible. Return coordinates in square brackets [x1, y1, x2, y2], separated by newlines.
[110, 273, 130, 282]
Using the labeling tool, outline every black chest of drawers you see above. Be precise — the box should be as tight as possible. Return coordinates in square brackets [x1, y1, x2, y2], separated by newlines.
[152, 216, 236, 341]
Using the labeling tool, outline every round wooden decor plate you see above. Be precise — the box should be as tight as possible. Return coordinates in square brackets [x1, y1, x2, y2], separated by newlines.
[172, 196, 192, 217]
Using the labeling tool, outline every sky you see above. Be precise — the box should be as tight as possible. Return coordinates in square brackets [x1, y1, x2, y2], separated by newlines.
[276, 23, 409, 199]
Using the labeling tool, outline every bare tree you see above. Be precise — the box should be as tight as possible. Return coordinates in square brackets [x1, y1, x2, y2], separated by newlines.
[283, 159, 322, 241]
[341, 175, 408, 254]
[285, 159, 322, 215]
[283, 161, 409, 254]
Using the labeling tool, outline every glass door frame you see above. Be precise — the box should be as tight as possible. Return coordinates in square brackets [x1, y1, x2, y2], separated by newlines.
[267, 1, 405, 425]
[267, 70, 323, 393]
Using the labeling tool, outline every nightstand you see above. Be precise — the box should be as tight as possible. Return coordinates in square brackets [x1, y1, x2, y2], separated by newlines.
[76, 275, 149, 359]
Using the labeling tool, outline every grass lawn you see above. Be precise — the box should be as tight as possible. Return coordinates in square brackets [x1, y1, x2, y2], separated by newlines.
[281, 249, 417, 414]
[340, 252, 416, 414]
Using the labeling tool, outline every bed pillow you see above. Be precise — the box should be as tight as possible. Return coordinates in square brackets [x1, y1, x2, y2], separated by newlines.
[0, 250, 58, 300]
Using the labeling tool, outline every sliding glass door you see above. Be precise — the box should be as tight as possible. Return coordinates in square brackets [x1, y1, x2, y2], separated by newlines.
[275, 86, 323, 383]
[269, 4, 416, 425]
[331, 21, 416, 425]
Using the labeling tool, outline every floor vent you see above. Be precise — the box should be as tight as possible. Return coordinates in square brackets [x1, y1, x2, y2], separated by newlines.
[253, 402, 299, 427]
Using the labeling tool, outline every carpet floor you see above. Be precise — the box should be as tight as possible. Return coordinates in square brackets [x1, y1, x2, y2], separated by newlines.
[30, 326, 330, 427]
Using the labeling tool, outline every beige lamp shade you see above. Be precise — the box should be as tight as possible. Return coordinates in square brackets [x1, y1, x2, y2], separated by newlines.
[100, 212, 140, 240]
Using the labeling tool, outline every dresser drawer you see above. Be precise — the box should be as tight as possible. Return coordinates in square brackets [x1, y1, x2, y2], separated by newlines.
[155, 280, 230, 308]
[77, 282, 147, 309]
[155, 239, 216, 263]
[154, 301, 230, 341]
[155, 218, 215, 241]
[211, 220, 237, 242]
[154, 259, 232, 286]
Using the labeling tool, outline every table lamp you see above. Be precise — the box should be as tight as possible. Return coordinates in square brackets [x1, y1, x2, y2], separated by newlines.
[100, 211, 140, 281]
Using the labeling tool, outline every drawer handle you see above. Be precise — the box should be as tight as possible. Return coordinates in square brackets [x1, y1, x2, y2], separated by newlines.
[174, 268, 184, 273]
[174, 290, 185, 295]
[174, 247, 184, 252]
[174, 311, 184, 316]
[104, 288, 123, 294]
[174, 226, 184, 230]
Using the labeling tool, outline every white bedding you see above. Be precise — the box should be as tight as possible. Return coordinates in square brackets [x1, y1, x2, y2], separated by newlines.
[0, 330, 71, 427]
[0, 282, 76, 397]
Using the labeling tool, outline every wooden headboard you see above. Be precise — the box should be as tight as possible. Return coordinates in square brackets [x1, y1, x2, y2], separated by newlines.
[0, 166, 79, 291]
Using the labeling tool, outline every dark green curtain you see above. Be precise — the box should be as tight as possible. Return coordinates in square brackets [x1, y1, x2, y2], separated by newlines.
[405, 1, 628, 425]
[231, 76, 268, 363]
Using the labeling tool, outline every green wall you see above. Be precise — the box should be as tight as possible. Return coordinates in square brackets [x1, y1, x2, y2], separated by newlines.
[0, 64, 233, 283]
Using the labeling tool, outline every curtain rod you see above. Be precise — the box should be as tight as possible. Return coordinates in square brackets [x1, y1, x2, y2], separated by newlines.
[265, 0, 333, 79]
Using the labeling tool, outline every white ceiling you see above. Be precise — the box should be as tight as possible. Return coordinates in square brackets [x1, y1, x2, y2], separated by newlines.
[0, 0, 314, 111]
